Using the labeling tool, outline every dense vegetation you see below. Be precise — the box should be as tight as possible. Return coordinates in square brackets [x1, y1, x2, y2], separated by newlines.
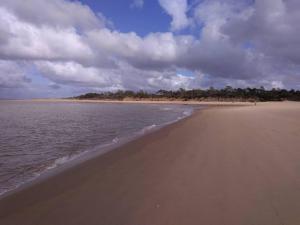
[74, 86, 300, 102]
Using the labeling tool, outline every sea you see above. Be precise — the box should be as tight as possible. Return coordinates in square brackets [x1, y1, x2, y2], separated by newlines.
[0, 101, 195, 195]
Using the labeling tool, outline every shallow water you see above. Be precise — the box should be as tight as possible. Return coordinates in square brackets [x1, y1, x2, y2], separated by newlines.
[0, 101, 194, 195]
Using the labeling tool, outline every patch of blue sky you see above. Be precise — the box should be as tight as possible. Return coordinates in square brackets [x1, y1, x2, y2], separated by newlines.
[79, 0, 171, 36]
[177, 69, 195, 77]
[242, 40, 255, 50]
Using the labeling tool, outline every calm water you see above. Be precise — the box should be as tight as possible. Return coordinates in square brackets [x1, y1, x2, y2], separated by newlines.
[0, 101, 194, 195]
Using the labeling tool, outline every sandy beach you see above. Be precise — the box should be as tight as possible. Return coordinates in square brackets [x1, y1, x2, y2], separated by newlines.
[0, 101, 300, 225]
[15, 98, 254, 106]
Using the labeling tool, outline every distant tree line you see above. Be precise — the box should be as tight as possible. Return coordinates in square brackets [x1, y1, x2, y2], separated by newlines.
[74, 86, 300, 102]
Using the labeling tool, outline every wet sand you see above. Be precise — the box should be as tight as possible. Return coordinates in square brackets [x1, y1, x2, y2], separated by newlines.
[0, 102, 300, 225]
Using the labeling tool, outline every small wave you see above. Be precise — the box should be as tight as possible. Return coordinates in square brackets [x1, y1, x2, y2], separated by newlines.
[46, 154, 82, 170]
[175, 109, 194, 121]
[160, 107, 172, 111]
[140, 124, 157, 134]
[112, 137, 119, 143]
[45, 136, 123, 172]
[183, 109, 193, 117]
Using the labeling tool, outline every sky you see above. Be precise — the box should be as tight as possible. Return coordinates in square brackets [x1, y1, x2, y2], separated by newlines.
[0, 0, 300, 99]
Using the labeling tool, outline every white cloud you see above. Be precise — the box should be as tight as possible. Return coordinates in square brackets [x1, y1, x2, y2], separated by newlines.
[194, 1, 234, 41]
[35, 60, 200, 91]
[0, 7, 94, 63]
[0, 0, 105, 30]
[271, 81, 284, 89]
[35, 61, 122, 89]
[158, 0, 190, 31]
[148, 74, 195, 90]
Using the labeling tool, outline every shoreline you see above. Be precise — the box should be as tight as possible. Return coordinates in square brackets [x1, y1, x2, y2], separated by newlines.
[2, 98, 254, 106]
[1, 102, 300, 225]
[0, 103, 201, 200]
[0, 104, 207, 213]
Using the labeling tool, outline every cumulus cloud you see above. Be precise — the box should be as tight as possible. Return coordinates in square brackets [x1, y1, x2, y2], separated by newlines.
[0, 0, 105, 30]
[0, 60, 30, 88]
[35, 61, 122, 89]
[0, 0, 300, 98]
[227, 0, 300, 88]
[35, 60, 200, 91]
[87, 29, 193, 69]
[0, 7, 94, 63]
[222, 0, 300, 65]
[148, 73, 196, 90]
[158, 0, 190, 31]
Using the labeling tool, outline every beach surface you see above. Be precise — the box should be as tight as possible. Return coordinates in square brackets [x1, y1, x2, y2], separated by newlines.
[0, 102, 300, 225]
[17, 98, 253, 105]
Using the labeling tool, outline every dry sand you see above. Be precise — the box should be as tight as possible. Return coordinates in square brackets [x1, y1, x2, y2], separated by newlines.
[0, 102, 300, 225]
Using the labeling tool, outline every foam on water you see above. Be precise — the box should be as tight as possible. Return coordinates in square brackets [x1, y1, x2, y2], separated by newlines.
[140, 124, 157, 134]
[47, 154, 82, 170]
